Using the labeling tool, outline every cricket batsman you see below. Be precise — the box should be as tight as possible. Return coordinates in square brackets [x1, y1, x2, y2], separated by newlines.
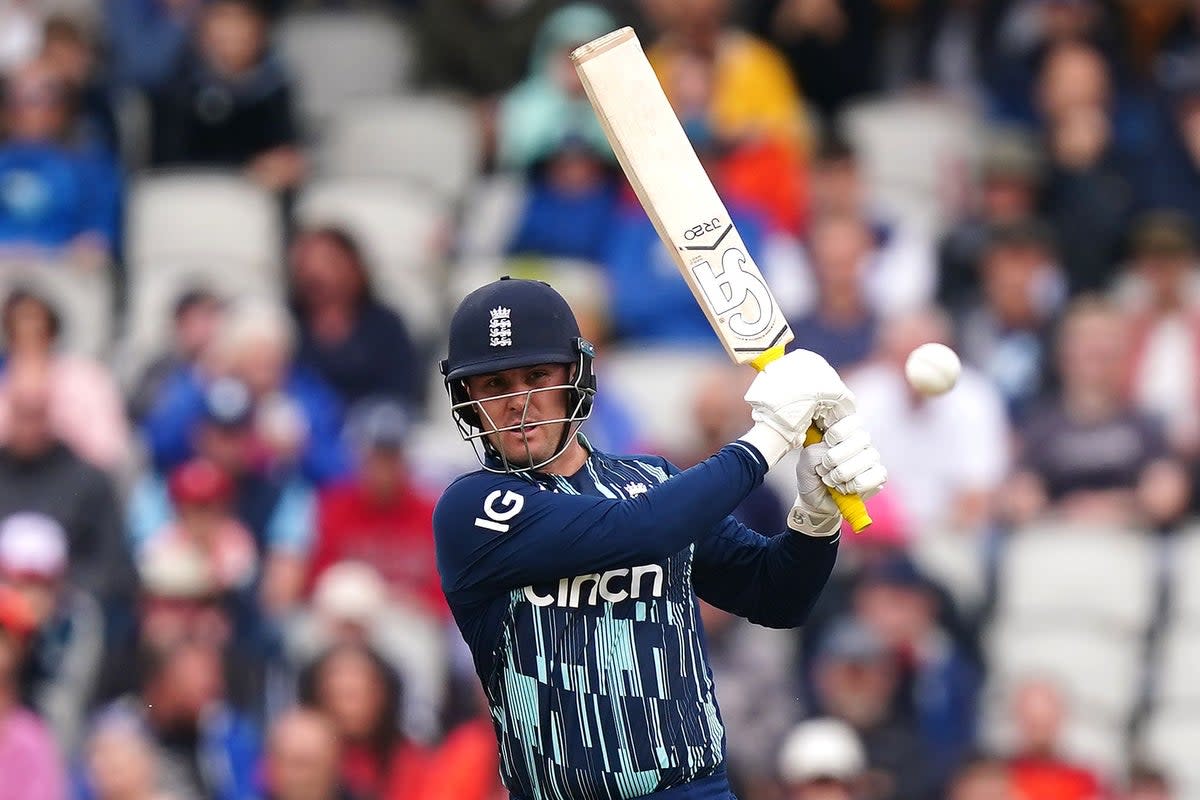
[433, 277, 887, 800]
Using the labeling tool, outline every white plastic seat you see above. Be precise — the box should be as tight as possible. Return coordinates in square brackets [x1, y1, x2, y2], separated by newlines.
[995, 523, 1158, 634]
[319, 96, 483, 204]
[0, 259, 113, 357]
[275, 11, 413, 131]
[1139, 711, 1200, 798]
[983, 623, 1145, 721]
[1151, 625, 1200, 709]
[294, 178, 450, 344]
[456, 173, 528, 258]
[1167, 525, 1200, 626]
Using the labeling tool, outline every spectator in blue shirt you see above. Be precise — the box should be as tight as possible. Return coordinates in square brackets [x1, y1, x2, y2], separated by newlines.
[0, 60, 121, 264]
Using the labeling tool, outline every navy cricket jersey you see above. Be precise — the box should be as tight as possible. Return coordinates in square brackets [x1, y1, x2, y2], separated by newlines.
[433, 437, 838, 800]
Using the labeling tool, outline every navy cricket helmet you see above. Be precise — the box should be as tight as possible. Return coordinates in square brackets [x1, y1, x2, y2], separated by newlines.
[440, 277, 597, 472]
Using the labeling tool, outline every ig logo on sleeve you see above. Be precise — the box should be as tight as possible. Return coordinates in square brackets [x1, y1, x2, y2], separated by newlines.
[474, 490, 524, 533]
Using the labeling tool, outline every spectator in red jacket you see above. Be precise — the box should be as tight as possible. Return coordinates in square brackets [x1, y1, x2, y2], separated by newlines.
[307, 400, 444, 619]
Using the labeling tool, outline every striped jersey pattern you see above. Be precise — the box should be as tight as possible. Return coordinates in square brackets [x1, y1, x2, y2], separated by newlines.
[489, 450, 725, 800]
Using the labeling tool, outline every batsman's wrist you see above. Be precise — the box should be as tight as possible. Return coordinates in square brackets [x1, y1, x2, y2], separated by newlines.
[787, 497, 842, 538]
[738, 423, 792, 469]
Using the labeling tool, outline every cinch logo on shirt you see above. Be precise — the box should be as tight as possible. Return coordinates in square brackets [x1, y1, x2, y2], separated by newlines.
[523, 563, 664, 608]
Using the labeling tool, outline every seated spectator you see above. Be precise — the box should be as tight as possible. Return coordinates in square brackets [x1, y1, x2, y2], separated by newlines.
[142, 459, 258, 594]
[604, 121, 768, 346]
[0, 584, 63, 800]
[506, 134, 620, 263]
[652, 30, 806, 234]
[776, 718, 867, 800]
[132, 377, 317, 615]
[144, 298, 352, 485]
[0, 59, 120, 265]
[938, 129, 1043, 310]
[850, 309, 1010, 536]
[1005, 678, 1104, 800]
[88, 639, 260, 800]
[288, 562, 446, 744]
[129, 287, 225, 422]
[288, 228, 420, 410]
[150, 0, 305, 191]
[39, 16, 118, 154]
[957, 220, 1064, 423]
[495, 3, 616, 172]
[1120, 211, 1200, 457]
[679, 364, 786, 533]
[1036, 41, 1136, 295]
[0, 513, 103, 754]
[773, 136, 936, 322]
[264, 709, 356, 800]
[853, 557, 980, 785]
[948, 756, 1016, 800]
[0, 287, 131, 471]
[789, 210, 880, 371]
[0, 371, 134, 606]
[811, 617, 939, 800]
[307, 401, 442, 616]
[299, 643, 430, 799]
[76, 712, 166, 800]
[1004, 297, 1191, 529]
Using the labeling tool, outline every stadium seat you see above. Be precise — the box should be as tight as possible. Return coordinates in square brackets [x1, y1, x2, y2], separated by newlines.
[1139, 711, 1200, 799]
[983, 623, 1145, 721]
[294, 178, 451, 345]
[909, 524, 989, 616]
[275, 11, 414, 132]
[1151, 625, 1200, 709]
[0, 259, 113, 358]
[1167, 525, 1200, 625]
[602, 346, 731, 455]
[839, 96, 981, 236]
[994, 523, 1158, 633]
[319, 96, 483, 204]
[456, 173, 528, 258]
[123, 170, 286, 378]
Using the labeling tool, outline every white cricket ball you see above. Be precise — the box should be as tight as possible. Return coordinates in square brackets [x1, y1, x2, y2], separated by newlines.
[905, 342, 961, 396]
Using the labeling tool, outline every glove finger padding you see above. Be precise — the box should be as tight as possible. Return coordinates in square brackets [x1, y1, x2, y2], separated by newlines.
[820, 414, 865, 446]
[829, 461, 888, 499]
[819, 429, 872, 473]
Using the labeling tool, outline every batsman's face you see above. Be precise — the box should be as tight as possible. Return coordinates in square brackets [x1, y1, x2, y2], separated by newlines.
[465, 363, 572, 466]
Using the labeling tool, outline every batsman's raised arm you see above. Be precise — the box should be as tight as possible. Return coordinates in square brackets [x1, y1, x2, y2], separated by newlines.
[433, 277, 885, 800]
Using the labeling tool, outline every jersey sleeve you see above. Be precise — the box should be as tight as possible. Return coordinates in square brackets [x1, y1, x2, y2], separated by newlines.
[691, 516, 838, 629]
[433, 442, 768, 603]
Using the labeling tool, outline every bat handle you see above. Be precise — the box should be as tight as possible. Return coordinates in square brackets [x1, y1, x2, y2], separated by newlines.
[803, 425, 872, 533]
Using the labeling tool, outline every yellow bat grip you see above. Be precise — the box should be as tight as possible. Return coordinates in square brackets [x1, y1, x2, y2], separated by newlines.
[749, 345, 873, 533]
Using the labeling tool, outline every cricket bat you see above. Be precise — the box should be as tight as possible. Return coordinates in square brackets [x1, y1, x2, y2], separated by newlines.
[571, 27, 872, 531]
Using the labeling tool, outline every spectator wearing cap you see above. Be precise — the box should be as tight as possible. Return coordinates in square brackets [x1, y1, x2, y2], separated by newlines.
[937, 130, 1044, 311]
[149, 0, 306, 192]
[852, 557, 980, 786]
[1119, 211, 1200, 457]
[0, 287, 131, 472]
[141, 458, 257, 595]
[0, 365, 134, 606]
[811, 617, 939, 800]
[777, 718, 867, 800]
[132, 377, 318, 617]
[129, 288, 224, 423]
[0, 584, 65, 800]
[307, 400, 443, 619]
[143, 298, 352, 486]
[1002, 296, 1191, 529]
[288, 228, 421, 411]
[0, 512, 104, 754]
[957, 220, 1065, 423]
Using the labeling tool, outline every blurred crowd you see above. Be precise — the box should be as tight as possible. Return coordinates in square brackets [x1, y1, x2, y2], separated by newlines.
[2, 0, 1200, 799]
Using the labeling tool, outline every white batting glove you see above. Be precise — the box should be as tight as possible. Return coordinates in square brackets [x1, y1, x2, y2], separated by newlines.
[788, 414, 887, 537]
[743, 349, 856, 447]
